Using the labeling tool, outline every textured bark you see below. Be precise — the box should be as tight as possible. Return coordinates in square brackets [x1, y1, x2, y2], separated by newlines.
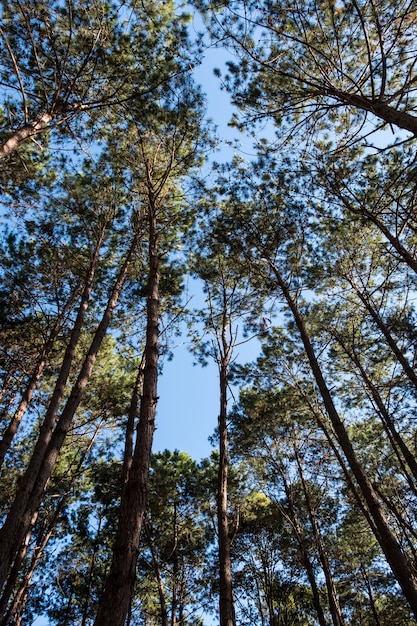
[0, 230, 140, 594]
[270, 263, 417, 618]
[218, 358, 235, 626]
[94, 199, 160, 626]
[0, 113, 53, 159]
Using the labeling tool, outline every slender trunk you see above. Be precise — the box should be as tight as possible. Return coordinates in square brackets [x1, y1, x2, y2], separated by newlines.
[1, 432, 100, 626]
[0, 353, 48, 469]
[270, 263, 417, 617]
[294, 388, 381, 541]
[122, 352, 146, 490]
[360, 565, 382, 626]
[350, 280, 417, 390]
[171, 503, 178, 626]
[0, 302, 74, 469]
[280, 470, 329, 626]
[0, 230, 140, 594]
[0, 510, 38, 625]
[3, 231, 104, 492]
[144, 520, 169, 626]
[94, 199, 160, 626]
[335, 333, 417, 488]
[325, 181, 417, 276]
[81, 515, 104, 626]
[218, 357, 235, 626]
[294, 446, 344, 626]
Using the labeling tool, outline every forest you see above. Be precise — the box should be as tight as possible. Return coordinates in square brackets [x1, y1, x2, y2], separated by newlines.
[0, 0, 417, 624]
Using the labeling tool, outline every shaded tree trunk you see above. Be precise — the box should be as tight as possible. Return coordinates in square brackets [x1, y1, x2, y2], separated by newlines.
[294, 445, 344, 626]
[0, 227, 141, 594]
[143, 519, 169, 626]
[218, 356, 235, 626]
[94, 196, 160, 626]
[269, 261, 417, 618]
[280, 469, 329, 626]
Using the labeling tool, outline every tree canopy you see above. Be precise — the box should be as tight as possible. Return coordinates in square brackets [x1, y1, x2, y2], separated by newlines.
[1, 0, 417, 624]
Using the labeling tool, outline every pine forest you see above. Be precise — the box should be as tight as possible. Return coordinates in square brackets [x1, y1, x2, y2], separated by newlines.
[1, 0, 417, 624]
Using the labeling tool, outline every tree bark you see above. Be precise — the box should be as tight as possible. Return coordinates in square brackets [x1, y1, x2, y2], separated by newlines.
[0, 113, 54, 159]
[0, 228, 140, 594]
[218, 357, 235, 626]
[94, 197, 160, 626]
[269, 262, 417, 618]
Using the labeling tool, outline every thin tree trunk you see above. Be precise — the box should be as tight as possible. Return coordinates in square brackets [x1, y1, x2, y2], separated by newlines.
[335, 333, 417, 487]
[94, 197, 160, 626]
[1, 427, 96, 626]
[269, 262, 417, 618]
[0, 352, 49, 469]
[122, 352, 146, 490]
[0, 294, 77, 469]
[218, 357, 235, 626]
[0, 228, 141, 594]
[144, 519, 169, 626]
[280, 469, 329, 626]
[0, 510, 38, 625]
[324, 178, 417, 276]
[2, 229, 105, 485]
[349, 278, 417, 390]
[171, 503, 178, 626]
[360, 565, 382, 626]
[294, 445, 344, 626]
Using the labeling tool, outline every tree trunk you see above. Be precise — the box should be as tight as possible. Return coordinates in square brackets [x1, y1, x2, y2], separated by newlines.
[0, 429, 99, 624]
[336, 334, 417, 488]
[329, 89, 417, 138]
[294, 446, 344, 626]
[280, 469, 329, 626]
[217, 310, 236, 626]
[349, 278, 417, 391]
[0, 228, 140, 594]
[94, 198, 160, 626]
[144, 520, 169, 626]
[0, 298, 75, 469]
[270, 262, 417, 618]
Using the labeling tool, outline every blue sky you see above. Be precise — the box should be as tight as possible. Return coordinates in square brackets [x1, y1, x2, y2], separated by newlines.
[153, 18, 258, 462]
